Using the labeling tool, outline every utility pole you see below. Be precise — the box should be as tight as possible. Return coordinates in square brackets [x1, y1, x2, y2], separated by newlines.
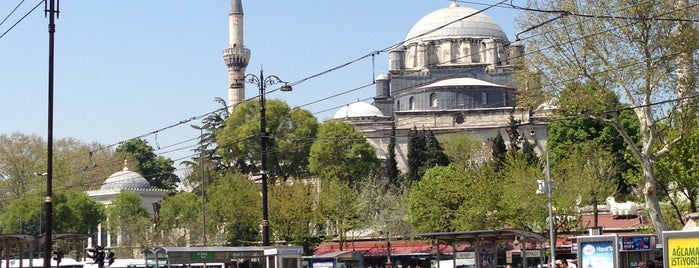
[43, 1, 59, 268]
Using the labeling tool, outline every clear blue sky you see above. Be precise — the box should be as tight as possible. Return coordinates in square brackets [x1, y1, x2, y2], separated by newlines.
[0, 0, 523, 168]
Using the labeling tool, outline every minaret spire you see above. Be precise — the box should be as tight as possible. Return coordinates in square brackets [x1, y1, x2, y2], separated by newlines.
[223, 0, 250, 112]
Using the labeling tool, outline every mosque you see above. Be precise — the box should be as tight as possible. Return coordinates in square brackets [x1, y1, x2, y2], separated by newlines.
[223, 0, 550, 171]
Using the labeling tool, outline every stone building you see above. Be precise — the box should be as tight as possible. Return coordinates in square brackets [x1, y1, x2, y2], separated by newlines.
[85, 164, 166, 248]
[332, 1, 549, 170]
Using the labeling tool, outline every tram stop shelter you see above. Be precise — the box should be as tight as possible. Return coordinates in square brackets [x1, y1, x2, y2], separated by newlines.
[417, 229, 547, 268]
[143, 246, 303, 268]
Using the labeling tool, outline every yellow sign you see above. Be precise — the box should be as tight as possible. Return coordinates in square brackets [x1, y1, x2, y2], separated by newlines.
[667, 237, 699, 268]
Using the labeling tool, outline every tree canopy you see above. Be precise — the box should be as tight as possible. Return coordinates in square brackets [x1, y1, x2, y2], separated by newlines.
[115, 138, 179, 190]
[309, 121, 378, 187]
[519, 0, 699, 238]
[217, 99, 318, 182]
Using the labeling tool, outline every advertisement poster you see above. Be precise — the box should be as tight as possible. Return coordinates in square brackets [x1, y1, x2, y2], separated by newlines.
[666, 236, 699, 268]
[580, 241, 616, 268]
[620, 236, 651, 251]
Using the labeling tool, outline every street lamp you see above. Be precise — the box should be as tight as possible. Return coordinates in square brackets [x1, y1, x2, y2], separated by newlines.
[531, 131, 556, 266]
[238, 68, 292, 246]
[191, 123, 210, 246]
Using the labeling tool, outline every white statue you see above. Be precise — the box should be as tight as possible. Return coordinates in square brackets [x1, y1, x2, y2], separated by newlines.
[606, 196, 638, 216]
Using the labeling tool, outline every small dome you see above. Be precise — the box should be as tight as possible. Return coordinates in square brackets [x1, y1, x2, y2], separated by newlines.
[100, 166, 151, 191]
[405, 4, 507, 42]
[376, 73, 389, 81]
[333, 102, 384, 119]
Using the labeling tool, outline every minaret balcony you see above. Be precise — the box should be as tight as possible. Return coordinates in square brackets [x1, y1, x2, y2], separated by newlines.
[223, 47, 251, 70]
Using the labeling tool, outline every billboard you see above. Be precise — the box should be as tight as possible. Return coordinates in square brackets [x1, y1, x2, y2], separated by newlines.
[577, 235, 619, 268]
[619, 236, 652, 252]
[662, 230, 699, 268]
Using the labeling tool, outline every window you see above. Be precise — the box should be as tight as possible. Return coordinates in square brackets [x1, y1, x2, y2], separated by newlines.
[482, 92, 488, 106]
[409, 97, 415, 110]
[396, 100, 400, 111]
[430, 93, 438, 107]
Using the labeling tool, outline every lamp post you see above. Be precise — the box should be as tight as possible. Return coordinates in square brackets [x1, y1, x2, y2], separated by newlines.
[239, 68, 292, 246]
[531, 130, 556, 266]
[191, 123, 210, 246]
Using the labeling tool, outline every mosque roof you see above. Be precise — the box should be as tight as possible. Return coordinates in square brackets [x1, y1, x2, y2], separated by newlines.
[333, 101, 385, 119]
[405, 1, 508, 42]
[419, 77, 506, 89]
[100, 166, 152, 191]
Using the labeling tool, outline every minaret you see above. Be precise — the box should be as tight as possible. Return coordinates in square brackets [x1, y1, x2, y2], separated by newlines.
[223, 0, 250, 112]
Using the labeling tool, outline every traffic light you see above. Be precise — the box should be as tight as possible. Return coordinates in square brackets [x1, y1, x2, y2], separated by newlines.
[52, 248, 63, 265]
[106, 250, 116, 266]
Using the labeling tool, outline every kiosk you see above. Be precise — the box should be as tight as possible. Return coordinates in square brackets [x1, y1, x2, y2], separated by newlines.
[617, 235, 655, 268]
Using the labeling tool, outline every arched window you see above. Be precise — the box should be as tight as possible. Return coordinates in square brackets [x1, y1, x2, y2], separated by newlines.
[430, 93, 438, 108]
[482, 92, 488, 106]
[396, 100, 401, 111]
[409, 97, 415, 110]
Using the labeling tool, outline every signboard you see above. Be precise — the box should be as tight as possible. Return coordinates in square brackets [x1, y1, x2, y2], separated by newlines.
[312, 261, 334, 268]
[577, 235, 619, 268]
[663, 230, 699, 268]
[455, 252, 476, 259]
[191, 252, 214, 260]
[619, 236, 652, 252]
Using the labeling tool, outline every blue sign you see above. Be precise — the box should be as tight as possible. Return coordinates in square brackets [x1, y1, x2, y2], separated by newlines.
[619, 236, 651, 251]
[580, 241, 615, 268]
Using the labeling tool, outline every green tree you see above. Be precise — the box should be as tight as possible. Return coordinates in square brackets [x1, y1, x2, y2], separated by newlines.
[357, 176, 412, 261]
[268, 180, 319, 253]
[505, 113, 522, 152]
[105, 191, 151, 249]
[0, 134, 116, 203]
[217, 99, 318, 182]
[0, 189, 104, 235]
[318, 178, 360, 250]
[440, 133, 483, 168]
[548, 83, 638, 195]
[406, 165, 477, 232]
[385, 125, 400, 186]
[115, 138, 179, 190]
[155, 192, 202, 246]
[424, 130, 450, 169]
[487, 132, 507, 171]
[498, 153, 548, 231]
[519, 0, 698, 238]
[407, 128, 450, 183]
[309, 121, 379, 188]
[206, 173, 260, 246]
[406, 127, 426, 182]
[553, 143, 617, 231]
[655, 119, 699, 223]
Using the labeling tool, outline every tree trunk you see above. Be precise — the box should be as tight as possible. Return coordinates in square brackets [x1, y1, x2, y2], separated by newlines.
[640, 156, 668, 239]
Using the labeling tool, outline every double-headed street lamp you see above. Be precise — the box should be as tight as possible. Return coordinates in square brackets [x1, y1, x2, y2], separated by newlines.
[191, 123, 210, 246]
[239, 68, 292, 246]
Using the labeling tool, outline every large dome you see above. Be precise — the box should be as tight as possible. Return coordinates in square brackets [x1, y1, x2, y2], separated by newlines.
[405, 3, 508, 42]
[333, 102, 384, 119]
[100, 167, 151, 191]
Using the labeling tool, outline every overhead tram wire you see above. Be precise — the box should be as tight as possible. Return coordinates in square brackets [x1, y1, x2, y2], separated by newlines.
[66, 0, 516, 158]
[67, 0, 696, 168]
[7, 88, 698, 202]
[0, 0, 27, 28]
[0, 0, 43, 40]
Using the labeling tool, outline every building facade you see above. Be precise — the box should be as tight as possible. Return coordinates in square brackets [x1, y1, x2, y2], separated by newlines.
[332, 1, 550, 170]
